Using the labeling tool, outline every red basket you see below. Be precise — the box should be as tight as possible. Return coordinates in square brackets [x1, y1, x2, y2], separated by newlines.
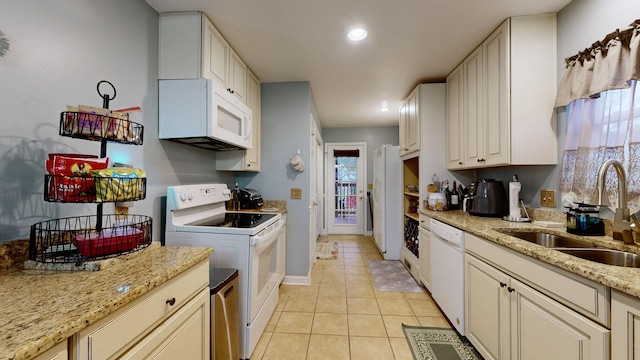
[72, 228, 142, 257]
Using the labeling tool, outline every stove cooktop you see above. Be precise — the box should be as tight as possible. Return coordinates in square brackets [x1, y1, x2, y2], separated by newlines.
[186, 212, 276, 229]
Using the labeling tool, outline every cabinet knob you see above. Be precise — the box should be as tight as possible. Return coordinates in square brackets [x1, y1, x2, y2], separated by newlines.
[166, 297, 176, 306]
[499, 282, 507, 288]
[507, 287, 515, 293]
[458, 161, 463, 165]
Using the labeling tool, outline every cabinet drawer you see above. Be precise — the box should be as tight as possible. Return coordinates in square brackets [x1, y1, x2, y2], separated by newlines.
[466, 233, 610, 327]
[419, 214, 430, 230]
[75, 260, 208, 360]
[34, 340, 68, 360]
[121, 288, 210, 359]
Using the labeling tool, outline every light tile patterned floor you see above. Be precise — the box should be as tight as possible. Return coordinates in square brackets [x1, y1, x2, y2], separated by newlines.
[251, 234, 451, 360]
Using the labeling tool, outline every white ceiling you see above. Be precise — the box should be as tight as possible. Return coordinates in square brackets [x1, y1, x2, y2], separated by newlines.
[145, 0, 572, 128]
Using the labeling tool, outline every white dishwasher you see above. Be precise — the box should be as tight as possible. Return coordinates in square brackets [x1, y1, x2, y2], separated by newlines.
[430, 218, 465, 335]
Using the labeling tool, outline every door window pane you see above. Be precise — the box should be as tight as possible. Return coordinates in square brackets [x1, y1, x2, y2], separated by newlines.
[334, 156, 357, 225]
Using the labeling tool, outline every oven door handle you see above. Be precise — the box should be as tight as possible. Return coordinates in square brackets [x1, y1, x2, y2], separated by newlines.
[250, 220, 284, 248]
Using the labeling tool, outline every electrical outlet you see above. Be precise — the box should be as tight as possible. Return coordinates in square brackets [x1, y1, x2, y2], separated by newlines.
[291, 188, 302, 199]
[540, 190, 556, 208]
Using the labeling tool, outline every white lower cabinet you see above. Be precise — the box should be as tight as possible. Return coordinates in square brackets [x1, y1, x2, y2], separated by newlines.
[418, 214, 431, 291]
[120, 288, 209, 359]
[72, 260, 210, 360]
[612, 289, 640, 360]
[465, 234, 610, 360]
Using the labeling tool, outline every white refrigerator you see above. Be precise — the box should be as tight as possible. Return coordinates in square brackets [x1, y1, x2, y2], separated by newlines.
[373, 145, 402, 260]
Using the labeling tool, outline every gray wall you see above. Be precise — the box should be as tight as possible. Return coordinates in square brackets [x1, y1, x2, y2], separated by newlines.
[0, 0, 233, 242]
[478, 0, 640, 212]
[236, 82, 319, 278]
[322, 126, 399, 231]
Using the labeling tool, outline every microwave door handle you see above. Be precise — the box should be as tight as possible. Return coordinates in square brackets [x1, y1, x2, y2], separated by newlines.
[244, 114, 252, 141]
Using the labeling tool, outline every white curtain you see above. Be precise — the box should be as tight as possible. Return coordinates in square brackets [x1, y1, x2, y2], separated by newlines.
[558, 20, 640, 213]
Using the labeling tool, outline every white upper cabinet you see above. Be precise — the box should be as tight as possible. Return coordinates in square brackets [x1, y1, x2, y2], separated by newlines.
[446, 14, 558, 170]
[399, 86, 420, 159]
[446, 63, 465, 169]
[463, 46, 485, 167]
[159, 12, 247, 103]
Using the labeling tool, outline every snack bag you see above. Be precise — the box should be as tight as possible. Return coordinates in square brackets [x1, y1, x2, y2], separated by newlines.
[77, 105, 110, 137]
[48, 155, 109, 201]
[93, 168, 146, 202]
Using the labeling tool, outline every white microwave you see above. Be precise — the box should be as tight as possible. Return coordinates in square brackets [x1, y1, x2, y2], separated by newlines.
[159, 79, 252, 150]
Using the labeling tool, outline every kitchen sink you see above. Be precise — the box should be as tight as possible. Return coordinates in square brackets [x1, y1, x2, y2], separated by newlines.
[500, 231, 596, 248]
[556, 248, 640, 268]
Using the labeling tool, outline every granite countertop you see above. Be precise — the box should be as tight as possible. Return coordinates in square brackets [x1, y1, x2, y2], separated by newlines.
[419, 209, 640, 299]
[0, 244, 212, 360]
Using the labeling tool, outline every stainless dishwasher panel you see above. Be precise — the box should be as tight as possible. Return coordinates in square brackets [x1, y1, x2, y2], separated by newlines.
[210, 268, 239, 360]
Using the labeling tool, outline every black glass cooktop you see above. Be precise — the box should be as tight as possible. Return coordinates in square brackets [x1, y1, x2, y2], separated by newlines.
[186, 212, 276, 228]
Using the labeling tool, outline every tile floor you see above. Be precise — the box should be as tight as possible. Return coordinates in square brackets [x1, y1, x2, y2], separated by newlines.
[250, 234, 451, 360]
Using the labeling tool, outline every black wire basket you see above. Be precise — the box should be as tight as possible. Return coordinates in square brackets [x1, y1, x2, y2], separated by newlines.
[44, 174, 147, 203]
[29, 214, 152, 264]
[59, 111, 144, 145]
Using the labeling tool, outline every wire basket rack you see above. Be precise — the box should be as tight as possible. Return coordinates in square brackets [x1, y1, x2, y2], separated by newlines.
[29, 214, 152, 264]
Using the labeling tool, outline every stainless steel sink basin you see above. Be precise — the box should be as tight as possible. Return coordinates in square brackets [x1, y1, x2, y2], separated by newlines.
[556, 248, 640, 268]
[500, 231, 596, 248]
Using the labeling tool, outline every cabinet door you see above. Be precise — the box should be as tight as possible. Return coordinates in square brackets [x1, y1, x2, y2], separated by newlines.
[446, 63, 465, 169]
[406, 89, 420, 154]
[399, 102, 408, 155]
[229, 49, 247, 102]
[465, 254, 510, 360]
[612, 289, 640, 360]
[202, 15, 228, 87]
[121, 288, 210, 360]
[463, 46, 484, 167]
[483, 20, 510, 167]
[418, 225, 431, 291]
[245, 69, 261, 170]
[510, 278, 609, 360]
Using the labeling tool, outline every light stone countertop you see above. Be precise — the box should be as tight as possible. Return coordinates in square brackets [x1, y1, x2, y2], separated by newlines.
[419, 209, 640, 299]
[0, 243, 212, 360]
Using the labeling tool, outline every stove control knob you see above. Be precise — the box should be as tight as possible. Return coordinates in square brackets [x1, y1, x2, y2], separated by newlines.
[179, 192, 187, 201]
[188, 192, 194, 200]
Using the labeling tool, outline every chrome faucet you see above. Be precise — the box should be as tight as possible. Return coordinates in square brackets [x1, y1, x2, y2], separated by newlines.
[589, 159, 638, 243]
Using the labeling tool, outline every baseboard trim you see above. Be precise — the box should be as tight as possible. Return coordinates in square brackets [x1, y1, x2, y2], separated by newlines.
[282, 275, 312, 286]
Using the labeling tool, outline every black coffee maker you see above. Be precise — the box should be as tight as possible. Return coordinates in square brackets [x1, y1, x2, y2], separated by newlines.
[467, 179, 507, 217]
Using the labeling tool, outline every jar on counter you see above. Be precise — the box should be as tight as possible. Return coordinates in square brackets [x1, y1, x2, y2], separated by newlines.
[428, 192, 447, 211]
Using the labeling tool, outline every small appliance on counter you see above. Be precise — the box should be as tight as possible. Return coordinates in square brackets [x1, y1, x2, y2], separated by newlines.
[238, 188, 264, 210]
[467, 179, 507, 217]
[504, 175, 531, 222]
[566, 203, 604, 236]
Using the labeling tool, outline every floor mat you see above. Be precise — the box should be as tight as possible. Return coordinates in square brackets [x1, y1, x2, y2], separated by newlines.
[316, 241, 338, 260]
[403, 325, 482, 360]
[368, 260, 423, 292]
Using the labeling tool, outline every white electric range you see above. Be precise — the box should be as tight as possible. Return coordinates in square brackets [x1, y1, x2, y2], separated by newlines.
[165, 183, 284, 360]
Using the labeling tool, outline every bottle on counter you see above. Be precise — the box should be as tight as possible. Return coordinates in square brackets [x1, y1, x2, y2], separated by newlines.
[450, 181, 460, 210]
[232, 182, 240, 210]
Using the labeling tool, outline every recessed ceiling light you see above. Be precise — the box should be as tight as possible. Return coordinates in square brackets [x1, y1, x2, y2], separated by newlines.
[380, 101, 389, 112]
[347, 28, 367, 41]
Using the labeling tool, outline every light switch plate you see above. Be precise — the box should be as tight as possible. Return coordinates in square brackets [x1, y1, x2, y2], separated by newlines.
[291, 188, 302, 199]
[540, 190, 556, 208]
